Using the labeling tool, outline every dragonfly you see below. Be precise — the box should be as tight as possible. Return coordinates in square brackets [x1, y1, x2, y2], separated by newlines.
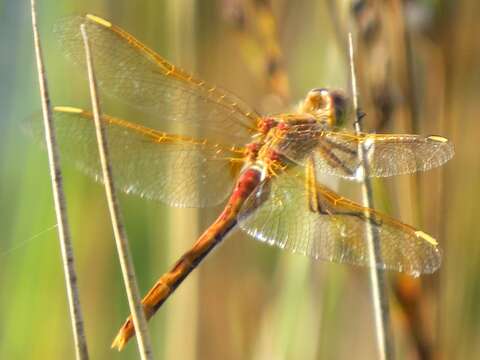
[44, 14, 454, 351]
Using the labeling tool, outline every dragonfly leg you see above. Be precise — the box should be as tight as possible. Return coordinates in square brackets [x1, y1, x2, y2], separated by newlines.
[307, 157, 382, 226]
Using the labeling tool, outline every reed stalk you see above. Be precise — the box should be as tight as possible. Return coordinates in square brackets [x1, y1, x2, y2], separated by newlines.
[30, 1, 89, 359]
[79, 24, 153, 359]
[348, 33, 394, 360]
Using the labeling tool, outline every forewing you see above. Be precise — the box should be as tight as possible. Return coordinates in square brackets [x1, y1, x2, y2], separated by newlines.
[54, 14, 260, 145]
[237, 168, 441, 275]
[29, 107, 245, 207]
[275, 127, 454, 179]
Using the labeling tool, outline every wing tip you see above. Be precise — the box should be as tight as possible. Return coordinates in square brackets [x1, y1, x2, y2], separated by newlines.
[86, 14, 112, 28]
[415, 230, 438, 246]
[53, 106, 85, 115]
[427, 135, 455, 162]
[427, 135, 449, 143]
[53, 106, 84, 114]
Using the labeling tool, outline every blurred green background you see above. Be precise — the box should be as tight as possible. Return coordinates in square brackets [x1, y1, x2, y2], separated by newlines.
[0, 0, 479, 359]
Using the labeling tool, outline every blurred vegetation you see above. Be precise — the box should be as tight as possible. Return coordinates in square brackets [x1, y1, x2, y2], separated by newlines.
[0, 0, 479, 359]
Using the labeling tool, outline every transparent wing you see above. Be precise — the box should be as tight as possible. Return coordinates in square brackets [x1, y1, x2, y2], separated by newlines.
[275, 126, 454, 179]
[237, 166, 441, 275]
[54, 14, 261, 145]
[29, 107, 246, 207]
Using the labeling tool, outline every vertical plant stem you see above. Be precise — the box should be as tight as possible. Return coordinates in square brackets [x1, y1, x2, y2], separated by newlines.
[163, 2, 199, 360]
[30, 2, 89, 360]
[348, 33, 394, 360]
[80, 24, 153, 360]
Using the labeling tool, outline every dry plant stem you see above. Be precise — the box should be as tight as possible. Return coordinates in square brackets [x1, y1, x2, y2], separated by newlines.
[79, 25, 153, 359]
[348, 33, 394, 360]
[30, 2, 89, 359]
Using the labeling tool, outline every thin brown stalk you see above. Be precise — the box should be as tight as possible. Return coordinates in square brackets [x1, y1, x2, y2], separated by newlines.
[348, 33, 394, 360]
[79, 24, 153, 359]
[30, 1, 89, 359]
[348, 2, 437, 358]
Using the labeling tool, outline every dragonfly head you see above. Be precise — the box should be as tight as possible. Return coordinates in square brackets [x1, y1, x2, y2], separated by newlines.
[300, 88, 348, 127]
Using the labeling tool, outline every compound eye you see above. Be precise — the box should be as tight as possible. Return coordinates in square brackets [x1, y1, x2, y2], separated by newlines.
[330, 91, 348, 126]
